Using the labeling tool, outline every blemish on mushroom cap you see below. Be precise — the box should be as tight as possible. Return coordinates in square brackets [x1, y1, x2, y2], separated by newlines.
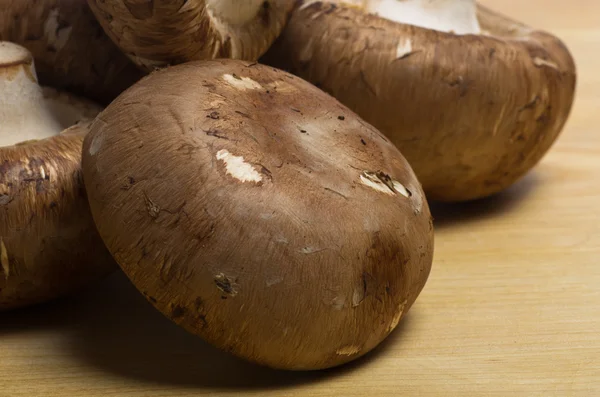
[216, 149, 262, 183]
[388, 299, 408, 332]
[533, 57, 560, 71]
[43, 9, 73, 52]
[396, 38, 413, 59]
[266, 275, 284, 287]
[214, 273, 238, 297]
[223, 73, 263, 90]
[360, 171, 411, 198]
[336, 345, 361, 356]
[88, 133, 104, 156]
[0, 238, 9, 280]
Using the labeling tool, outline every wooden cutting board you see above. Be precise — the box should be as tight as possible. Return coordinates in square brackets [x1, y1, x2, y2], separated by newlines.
[1, 1, 598, 395]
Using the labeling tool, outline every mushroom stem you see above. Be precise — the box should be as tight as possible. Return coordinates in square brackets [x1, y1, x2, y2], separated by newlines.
[86, 0, 294, 70]
[0, 42, 100, 148]
[0, 42, 64, 147]
[206, 0, 266, 25]
[339, 0, 480, 34]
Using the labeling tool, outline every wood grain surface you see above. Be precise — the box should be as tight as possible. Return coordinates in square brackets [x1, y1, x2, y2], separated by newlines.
[1, 0, 599, 395]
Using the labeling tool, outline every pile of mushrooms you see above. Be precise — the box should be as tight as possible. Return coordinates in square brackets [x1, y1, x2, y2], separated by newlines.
[0, 0, 575, 371]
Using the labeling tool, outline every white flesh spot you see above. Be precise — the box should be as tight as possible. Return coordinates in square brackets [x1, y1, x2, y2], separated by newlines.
[0, 42, 100, 148]
[331, 296, 345, 310]
[336, 345, 361, 356]
[360, 173, 395, 195]
[205, 0, 265, 25]
[392, 181, 411, 198]
[396, 38, 413, 59]
[222, 74, 263, 90]
[0, 238, 9, 280]
[275, 236, 289, 244]
[360, 171, 410, 198]
[43, 9, 73, 52]
[216, 149, 263, 183]
[340, 0, 481, 34]
[533, 57, 560, 71]
[88, 133, 104, 156]
[266, 275, 284, 287]
[352, 288, 364, 307]
[389, 299, 408, 332]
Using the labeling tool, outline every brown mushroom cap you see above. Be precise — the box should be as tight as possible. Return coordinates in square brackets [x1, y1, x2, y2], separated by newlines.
[261, 1, 577, 201]
[85, 0, 296, 71]
[0, 42, 116, 310]
[81, 60, 434, 370]
[0, 0, 144, 104]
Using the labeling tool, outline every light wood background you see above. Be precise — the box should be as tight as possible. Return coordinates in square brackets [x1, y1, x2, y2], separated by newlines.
[1, 1, 598, 395]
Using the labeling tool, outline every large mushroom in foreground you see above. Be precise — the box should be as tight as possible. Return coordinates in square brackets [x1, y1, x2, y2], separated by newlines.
[81, 60, 434, 370]
[262, 0, 577, 202]
[85, 0, 296, 71]
[0, 0, 144, 104]
[0, 42, 115, 310]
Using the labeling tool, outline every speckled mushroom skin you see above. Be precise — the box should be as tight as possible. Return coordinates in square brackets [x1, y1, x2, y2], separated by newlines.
[262, 2, 577, 202]
[85, 0, 296, 71]
[0, 0, 144, 105]
[0, 125, 116, 310]
[81, 60, 434, 370]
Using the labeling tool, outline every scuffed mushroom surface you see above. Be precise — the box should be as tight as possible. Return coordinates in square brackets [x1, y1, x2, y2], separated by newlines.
[82, 60, 434, 370]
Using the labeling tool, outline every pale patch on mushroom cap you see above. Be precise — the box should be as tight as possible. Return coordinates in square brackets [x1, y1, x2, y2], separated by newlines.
[216, 149, 263, 183]
[336, 345, 361, 356]
[222, 73, 263, 90]
[43, 8, 73, 52]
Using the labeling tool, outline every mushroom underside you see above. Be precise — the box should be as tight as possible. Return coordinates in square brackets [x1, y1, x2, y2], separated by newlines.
[333, 0, 481, 34]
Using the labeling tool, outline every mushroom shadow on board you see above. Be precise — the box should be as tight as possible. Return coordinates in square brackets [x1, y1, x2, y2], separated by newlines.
[55, 273, 409, 389]
[429, 172, 540, 229]
[0, 271, 416, 388]
[61, 273, 321, 389]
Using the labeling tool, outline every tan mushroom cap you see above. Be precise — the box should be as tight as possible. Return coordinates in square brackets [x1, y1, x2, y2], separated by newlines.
[0, 0, 144, 104]
[0, 42, 115, 310]
[86, 0, 296, 71]
[262, 1, 577, 201]
[81, 60, 434, 370]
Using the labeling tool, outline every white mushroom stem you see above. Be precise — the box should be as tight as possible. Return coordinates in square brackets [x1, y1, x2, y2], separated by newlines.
[205, 0, 266, 25]
[339, 0, 481, 34]
[0, 42, 101, 148]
